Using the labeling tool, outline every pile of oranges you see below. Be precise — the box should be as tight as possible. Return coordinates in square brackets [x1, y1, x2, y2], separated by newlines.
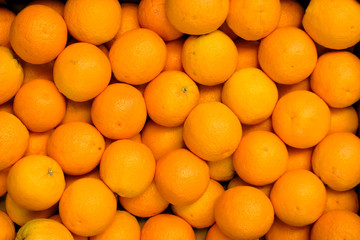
[1, 0, 360, 239]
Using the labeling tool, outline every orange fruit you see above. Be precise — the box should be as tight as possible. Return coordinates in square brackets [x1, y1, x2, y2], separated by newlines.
[277, 0, 304, 28]
[0, 46, 23, 105]
[226, 0, 281, 40]
[182, 30, 238, 86]
[0, 112, 29, 171]
[222, 68, 278, 125]
[286, 146, 313, 172]
[141, 119, 184, 160]
[144, 71, 199, 127]
[59, 178, 117, 237]
[141, 214, 196, 240]
[310, 51, 360, 108]
[0, 7, 15, 47]
[119, 181, 169, 218]
[47, 122, 105, 175]
[165, 0, 228, 35]
[302, 0, 360, 50]
[206, 224, 234, 240]
[310, 210, 360, 239]
[208, 156, 235, 182]
[7, 155, 65, 211]
[164, 38, 184, 72]
[64, 167, 100, 189]
[198, 84, 223, 104]
[13, 79, 66, 133]
[10, 4, 67, 64]
[53, 42, 112, 102]
[138, 0, 183, 41]
[5, 194, 57, 226]
[48, 214, 88, 240]
[100, 140, 155, 198]
[277, 78, 311, 99]
[109, 28, 166, 85]
[214, 186, 274, 240]
[227, 176, 273, 197]
[29, 0, 64, 15]
[155, 148, 210, 206]
[265, 217, 311, 240]
[234, 39, 260, 70]
[172, 179, 225, 228]
[233, 131, 288, 186]
[272, 90, 330, 148]
[183, 102, 242, 162]
[61, 100, 92, 124]
[0, 100, 14, 114]
[312, 132, 360, 191]
[91, 83, 147, 140]
[328, 106, 359, 135]
[270, 169, 326, 227]
[0, 210, 15, 240]
[22, 61, 54, 84]
[64, 0, 121, 45]
[16, 218, 73, 240]
[324, 187, 359, 214]
[0, 167, 9, 197]
[24, 130, 53, 156]
[258, 27, 317, 85]
[90, 211, 140, 240]
[241, 117, 273, 136]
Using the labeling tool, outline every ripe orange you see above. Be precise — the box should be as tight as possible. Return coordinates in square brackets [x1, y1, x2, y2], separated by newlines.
[183, 102, 242, 162]
[64, 167, 100, 189]
[276, 78, 310, 99]
[198, 84, 223, 104]
[64, 0, 121, 45]
[0, 167, 9, 197]
[28, 0, 65, 16]
[277, 0, 304, 28]
[206, 224, 234, 240]
[155, 148, 210, 206]
[234, 39, 260, 70]
[0, 100, 14, 114]
[48, 214, 88, 240]
[0, 210, 15, 240]
[208, 156, 235, 182]
[53, 42, 112, 102]
[241, 117, 273, 136]
[328, 106, 359, 135]
[286, 146, 313, 172]
[144, 70, 199, 127]
[164, 38, 184, 71]
[324, 187, 359, 214]
[24, 130, 53, 156]
[22, 61, 53, 84]
[10, 4, 67, 64]
[227, 176, 273, 197]
[61, 100, 92, 124]
[265, 217, 311, 240]
[0, 7, 15, 47]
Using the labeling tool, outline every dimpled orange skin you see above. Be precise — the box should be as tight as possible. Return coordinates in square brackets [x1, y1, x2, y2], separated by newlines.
[206, 224, 234, 240]
[265, 217, 311, 240]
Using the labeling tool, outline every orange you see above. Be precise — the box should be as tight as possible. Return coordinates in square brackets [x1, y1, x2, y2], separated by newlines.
[144, 71, 199, 127]
[0, 100, 13, 114]
[183, 102, 242, 162]
[328, 106, 359, 135]
[286, 146, 313, 172]
[140, 214, 196, 240]
[164, 38, 184, 72]
[119, 181, 169, 218]
[54, 42, 112, 102]
[227, 176, 273, 197]
[10, 4, 67, 64]
[172, 179, 225, 228]
[64, 0, 121, 45]
[242, 118, 273, 136]
[24, 130, 53, 156]
[16, 218, 73, 240]
[59, 178, 117, 237]
[272, 90, 330, 148]
[0, 167, 9, 197]
[222, 68, 278, 125]
[22, 61, 54, 84]
[155, 148, 210, 206]
[0, 112, 29, 171]
[48, 214, 87, 240]
[214, 186, 274, 240]
[91, 83, 147, 140]
[277, 0, 304, 28]
[206, 224, 233, 240]
[138, 0, 183, 41]
[310, 210, 360, 239]
[302, 0, 360, 50]
[277, 78, 311, 99]
[29, 0, 65, 16]
[219, 21, 238, 40]
[141, 119, 184, 160]
[233, 131, 288, 186]
[234, 39, 260, 70]
[0, 47, 23, 105]
[90, 211, 140, 240]
[13, 79, 66, 132]
[265, 217, 311, 240]
[0, 7, 15, 47]
[100, 140, 155, 198]
[258, 27, 317, 84]
[61, 100, 92, 124]
[47, 122, 105, 175]
[0, 210, 15, 240]
[165, 0, 228, 35]
[182, 30, 238, 86]
[312, 132, 360, 191]
[7, 155, 65, 211]
[65, 167, 100, 189]
[6, 194, 57, 226]
[208, 156, 235, 182]
[310, 51, 360, 108]
[270, 169, 326, 227]
[324, 187, 359, 214]
[109, 28, 166, 85]
[226, 0, 281, 40]
[198, 84, 223, 104]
